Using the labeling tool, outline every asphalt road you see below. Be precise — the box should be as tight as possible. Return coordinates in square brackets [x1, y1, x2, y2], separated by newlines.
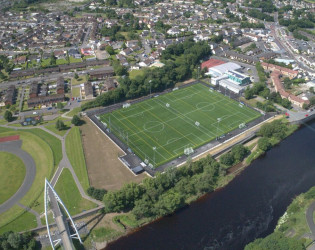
[0, 140, 36, 214]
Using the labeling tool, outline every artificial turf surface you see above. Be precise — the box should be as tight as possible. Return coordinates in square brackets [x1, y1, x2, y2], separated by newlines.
[100, 83, 261, 167]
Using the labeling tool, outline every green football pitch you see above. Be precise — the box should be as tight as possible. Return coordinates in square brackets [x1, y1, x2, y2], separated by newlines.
[100, 84, 261, 167]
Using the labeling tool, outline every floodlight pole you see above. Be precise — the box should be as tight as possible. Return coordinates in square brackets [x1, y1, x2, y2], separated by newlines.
[149, 80, 152, 98]
[153, 146, 156, 166]
[109, 115, 111, 132]
[216, 118, 221, 139]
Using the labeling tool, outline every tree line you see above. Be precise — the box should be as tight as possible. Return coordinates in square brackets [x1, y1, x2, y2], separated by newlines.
[0, 231, 37, 250]
[244, 0, 277, 13]
[244, 82, 292, 109]
[103, 155, 226, 219]
[248, 9, 274, 22]
[81, 39, 211, 111]
[220, 144, 250, 166]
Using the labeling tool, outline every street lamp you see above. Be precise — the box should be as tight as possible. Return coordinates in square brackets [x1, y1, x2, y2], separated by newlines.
[153, 146, 156, 166]
[216, 117, 221, 139]
[149, 80, 152, 97]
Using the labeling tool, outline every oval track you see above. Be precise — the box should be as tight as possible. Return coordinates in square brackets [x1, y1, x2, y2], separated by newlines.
[0, 140, 36, 214]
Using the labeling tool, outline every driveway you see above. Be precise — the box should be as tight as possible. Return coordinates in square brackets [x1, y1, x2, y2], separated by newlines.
[0, 140, 36, 214]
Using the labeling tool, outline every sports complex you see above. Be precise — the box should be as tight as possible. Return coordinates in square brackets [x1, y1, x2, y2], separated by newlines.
[99, 83, 261, 168]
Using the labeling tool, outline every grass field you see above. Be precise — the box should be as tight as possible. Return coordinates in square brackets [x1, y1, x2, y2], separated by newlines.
[0, 130, 54, 229]
[66, 107, 81, 118]
[71, 75, 88, 86]
[72, 86, 81, 98]
[27, 128, 62, 167]
[100, 84, 261, 167]
[129, 69, 146, 80]
[44, 120, 71, 137]
[66, 127, 90, 191]
[0, 152, 26, 204]
[69, 57, 82, 63]
[0, 205, 37, 234]
[55, 169, 96, 215]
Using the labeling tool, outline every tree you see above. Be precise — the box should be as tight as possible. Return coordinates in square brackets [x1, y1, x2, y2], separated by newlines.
[55, 119, 66, 131]
[4, 110, 13, 122]
[258, 137, 272, 151]
[56, 102, 64, 109]
[220, 152, 235, 166]
[114, 64, 127, 76]
[71, 114, 81, 126]
[50, 53, 56, 66]
[0, 231, 37, 250]
[105, 45, 115, 55]
[245, 232, 305, 250]
[281, 98, 291, 109]
[231, 144, 249, 162]
[74, 73, 79, 79]
[244, 87, 254, 100]
[309, 87, 314, 94]
[87, 187, 107, 201]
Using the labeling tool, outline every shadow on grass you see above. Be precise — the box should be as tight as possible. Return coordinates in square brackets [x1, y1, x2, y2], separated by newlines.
[81, 212, 105, 242]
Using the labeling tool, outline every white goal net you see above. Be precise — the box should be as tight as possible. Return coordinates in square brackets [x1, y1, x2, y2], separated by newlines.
[123, 103, 131, 108]
[166, 103, 170, 108]
[195, 121, 200, 127]
[239, 123, 246, 129]
[184, 147, 194, 156]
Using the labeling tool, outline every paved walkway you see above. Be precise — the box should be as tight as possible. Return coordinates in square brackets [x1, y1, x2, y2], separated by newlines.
[0, 140, 36, 214]
[17, 203, 42, 227]
[0, 122, 102, 227]
[306, 201, 315, 249]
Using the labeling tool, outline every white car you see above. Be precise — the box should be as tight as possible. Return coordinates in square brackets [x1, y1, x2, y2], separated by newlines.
[33, 111, 38, 115]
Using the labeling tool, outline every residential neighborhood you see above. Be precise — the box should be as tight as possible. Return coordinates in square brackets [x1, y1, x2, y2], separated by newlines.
[0, 0, 314, 249]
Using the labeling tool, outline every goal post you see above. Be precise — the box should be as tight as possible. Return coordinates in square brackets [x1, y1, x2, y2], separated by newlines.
[184, 147, 194, 156]
[123, 103, 131, 108]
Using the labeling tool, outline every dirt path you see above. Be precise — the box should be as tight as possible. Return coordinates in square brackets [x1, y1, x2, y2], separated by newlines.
[80, 118, 146, 190]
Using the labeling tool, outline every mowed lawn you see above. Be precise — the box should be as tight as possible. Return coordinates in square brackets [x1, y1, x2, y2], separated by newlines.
[0, 205, 37, 234]
[0, 152, 26, 204]
[55, 169, 96, 215]
[66, 127, 90, 191]
[28, 128, 62, 167]
[0, 130, 54, 229]
[100, 84, 261, 167]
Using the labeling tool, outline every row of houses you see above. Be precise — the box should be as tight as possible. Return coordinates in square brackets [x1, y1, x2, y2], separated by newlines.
[264, 63, 309, 108]
[261, 62, 298, 79]
[1, 85, 16, 106]
[27, 77, 66, 108]
[10, 59, 110, 79]
[270, 71, 309, 108]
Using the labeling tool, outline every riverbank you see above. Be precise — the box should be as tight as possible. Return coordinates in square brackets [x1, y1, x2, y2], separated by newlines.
[245, 186, 315, 249]
[79, 117, 300, 249]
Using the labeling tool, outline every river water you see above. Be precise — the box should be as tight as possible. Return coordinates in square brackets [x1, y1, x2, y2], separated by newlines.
[106, 121, 315, 250]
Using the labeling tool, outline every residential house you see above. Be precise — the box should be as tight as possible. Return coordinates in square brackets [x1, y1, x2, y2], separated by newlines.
[83, 82, 94, 99]
[4, 85, 16, 106]
[29, 82, 39, 98]
[89, 67, 114, 80]
[56, 77, 65, 94]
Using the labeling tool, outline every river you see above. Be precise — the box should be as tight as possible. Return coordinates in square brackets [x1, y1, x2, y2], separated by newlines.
[106, 121, 315, 250]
